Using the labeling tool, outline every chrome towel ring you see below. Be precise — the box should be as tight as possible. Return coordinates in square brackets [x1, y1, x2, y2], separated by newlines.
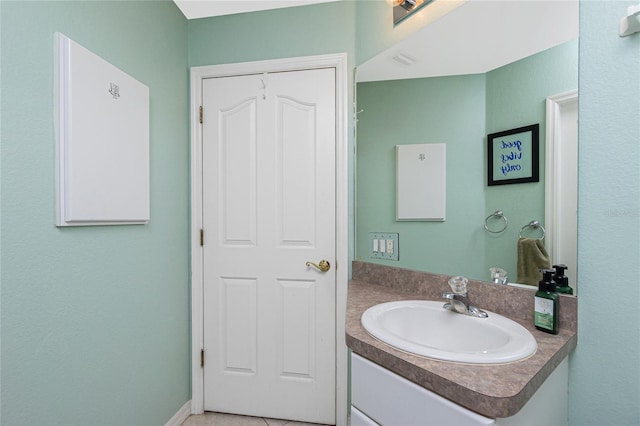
[484, 210, 508, 234]
[519, 220, 546, 240]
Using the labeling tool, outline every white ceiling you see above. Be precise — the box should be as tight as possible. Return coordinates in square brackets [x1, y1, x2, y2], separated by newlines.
[172, 0, 579, 81]
[358, 0, 579, 82]
[173, 0, 341, 20]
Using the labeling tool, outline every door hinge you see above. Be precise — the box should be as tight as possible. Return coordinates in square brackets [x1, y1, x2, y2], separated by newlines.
[200, 349, 204, 368]
[199, 105, 203, 124]
[200, 229, 204, 246]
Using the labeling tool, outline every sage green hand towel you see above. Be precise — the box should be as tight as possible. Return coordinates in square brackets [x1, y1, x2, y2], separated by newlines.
[517, 237, 551, 286]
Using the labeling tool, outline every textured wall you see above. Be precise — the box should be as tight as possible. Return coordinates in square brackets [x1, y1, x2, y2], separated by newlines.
[0, 1, 190, 424]
[569, 1, 640, 424]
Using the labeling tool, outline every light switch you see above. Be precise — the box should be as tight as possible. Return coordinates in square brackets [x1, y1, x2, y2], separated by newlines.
[369, 233, 399, 261]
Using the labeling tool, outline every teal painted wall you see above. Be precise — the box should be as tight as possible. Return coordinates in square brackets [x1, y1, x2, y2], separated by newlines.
[0, 1, 190, 425]
[355, 40, 578, 282]
[356, 74, 487, 277]
[189, 1, 356, 67]
[570, 1, 640, 425]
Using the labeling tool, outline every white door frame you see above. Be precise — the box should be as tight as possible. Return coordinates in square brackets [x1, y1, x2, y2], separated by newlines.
[545, 89, 578, 292]
[189, 53, 349, 425]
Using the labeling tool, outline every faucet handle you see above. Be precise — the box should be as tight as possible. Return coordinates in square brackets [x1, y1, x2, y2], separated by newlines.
[489, 267, 509, 285]
[448, 276, 468, 294]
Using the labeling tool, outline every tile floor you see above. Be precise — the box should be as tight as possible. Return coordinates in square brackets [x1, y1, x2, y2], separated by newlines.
[181, 412, 330, 426]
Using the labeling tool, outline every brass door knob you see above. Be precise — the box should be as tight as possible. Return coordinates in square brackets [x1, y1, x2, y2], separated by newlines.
[306, 260, 330, 272]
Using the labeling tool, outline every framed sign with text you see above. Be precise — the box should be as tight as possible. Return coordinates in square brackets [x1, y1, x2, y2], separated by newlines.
[487, 124, 539, 186]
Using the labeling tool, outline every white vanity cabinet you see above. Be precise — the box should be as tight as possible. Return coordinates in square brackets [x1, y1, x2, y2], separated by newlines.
[350, 353, 568, 426]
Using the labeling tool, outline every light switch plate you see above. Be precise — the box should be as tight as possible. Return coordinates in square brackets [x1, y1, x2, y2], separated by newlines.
[369, 233, 399, 261]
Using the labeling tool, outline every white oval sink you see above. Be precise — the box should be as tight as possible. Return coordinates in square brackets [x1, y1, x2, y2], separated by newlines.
[361, 300, 537, 364]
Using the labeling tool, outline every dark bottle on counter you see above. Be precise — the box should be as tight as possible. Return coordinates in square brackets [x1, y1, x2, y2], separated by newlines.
[553, 264, 573, 295]
[534, 269, 559, 334]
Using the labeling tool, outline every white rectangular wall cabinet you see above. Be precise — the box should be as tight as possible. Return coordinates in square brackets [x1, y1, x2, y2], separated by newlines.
[396, 143, 446, 221]
[55, 33, 150, 226]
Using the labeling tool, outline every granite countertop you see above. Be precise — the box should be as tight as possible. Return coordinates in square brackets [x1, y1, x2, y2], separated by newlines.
[345, 261, 578, 419]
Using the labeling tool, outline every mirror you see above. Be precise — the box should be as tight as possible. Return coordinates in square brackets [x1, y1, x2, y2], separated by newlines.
[355, 1, 579, 292]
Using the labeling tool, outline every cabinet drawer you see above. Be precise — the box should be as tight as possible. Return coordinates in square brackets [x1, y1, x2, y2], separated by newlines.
[351, 353, 494, 426]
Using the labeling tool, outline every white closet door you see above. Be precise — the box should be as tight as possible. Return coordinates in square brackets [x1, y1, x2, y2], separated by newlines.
[201, 68, 336, 424]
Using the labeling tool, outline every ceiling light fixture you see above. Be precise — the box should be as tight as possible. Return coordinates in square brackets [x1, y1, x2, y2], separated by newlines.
[396, 0, 417, 12]
[393, 0, 433, 25]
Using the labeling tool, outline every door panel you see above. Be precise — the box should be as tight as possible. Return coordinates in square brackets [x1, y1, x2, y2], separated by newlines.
[219, 98, 257, 246]
[220, 277, 257, 374]
[278, 98, 317, 246]
[279, 279, 315, 379]
[202, 68, 336, 424]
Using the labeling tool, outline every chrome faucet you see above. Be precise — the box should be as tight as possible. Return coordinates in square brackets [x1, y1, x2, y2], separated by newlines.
[443, 276, 488, 318]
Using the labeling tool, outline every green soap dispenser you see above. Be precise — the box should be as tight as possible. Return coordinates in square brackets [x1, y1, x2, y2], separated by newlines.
[535, 269, 559, 334]
[553, 264, 573, 295]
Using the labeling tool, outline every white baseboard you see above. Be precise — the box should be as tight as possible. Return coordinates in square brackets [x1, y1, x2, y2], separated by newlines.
[165, 400, 192, 426]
